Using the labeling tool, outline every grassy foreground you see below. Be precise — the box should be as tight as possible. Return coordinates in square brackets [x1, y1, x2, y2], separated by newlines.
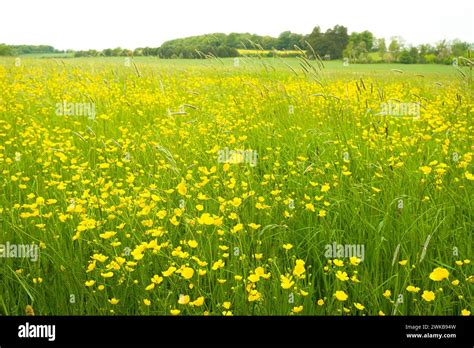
[0, 57, 472, 316]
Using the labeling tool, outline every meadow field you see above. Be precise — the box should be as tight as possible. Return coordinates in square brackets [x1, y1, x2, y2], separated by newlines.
[0, 56, 472, 316]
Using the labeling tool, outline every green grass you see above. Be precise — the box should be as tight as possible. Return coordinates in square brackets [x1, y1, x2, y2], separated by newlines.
[14, 55, 460, 75]
[18, 52, 75, 58]
[0, 56, 472, 316]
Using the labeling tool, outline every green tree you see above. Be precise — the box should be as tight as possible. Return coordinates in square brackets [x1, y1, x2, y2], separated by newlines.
[0, 44, 13, 56]
[324, 25, 348, 59]
[388, 38, 399, 54]
[451, 40, 470, 58]
[377, 38, 386, 55]
[307, 26, 323, 58]
[349, 31, 375, 52]
[408, 47, 419, 63]
[398, 49, 412, 64]
[275, 31, 303, 50]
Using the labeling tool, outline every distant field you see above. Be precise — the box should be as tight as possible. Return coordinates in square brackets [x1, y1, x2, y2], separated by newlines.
[12, 55, 460, 76]
[237, 49, 302, 57]
[18, 52, 75, 58]
[0, 56, 472, 316]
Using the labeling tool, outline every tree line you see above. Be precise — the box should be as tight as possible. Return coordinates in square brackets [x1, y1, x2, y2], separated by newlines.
[0, 44, 59, 56]
[1, 26, 471, 64]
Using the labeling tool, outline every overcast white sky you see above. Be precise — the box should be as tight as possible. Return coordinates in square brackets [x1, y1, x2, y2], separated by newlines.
[1, 0, 472, 50]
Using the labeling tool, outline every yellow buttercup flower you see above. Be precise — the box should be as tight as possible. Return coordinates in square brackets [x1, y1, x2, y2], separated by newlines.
[145, 283, 155, 291]
[334, 291, 348, 302]
[464, 172, 474, 181]
[406, 285, 420, 293]
[151, 274, 163, 284]
[420, 166, 432, 175]
[321, 183, 330, 192]
[178, 295, 190, 305]
[293, 259, 306, 278]
[187, 240, 198, 248]
[108, 298, 119, 305]
[350, 256, 361, 266]
[181, 267, 194, 280]
[292, 305, 303, 313]
[230, 197, 242, 207]
[336, 271, 349, 282]
[231, 223, 244, 233]
[85, 280, 96, 287]
[280, 274, 295, 289]
[177, 181, 187, 195]
[163, 266, 177, 277]
[248, 274, 260, 283]
[191, 296, 205, 307]
[212, 259, 225, 270]
[99, 231, 117, 239]
[421, 290, 435, 302]
[429, 267, 449, 281]
[247, 289, 261, 302]
[197, 213, 214, 225]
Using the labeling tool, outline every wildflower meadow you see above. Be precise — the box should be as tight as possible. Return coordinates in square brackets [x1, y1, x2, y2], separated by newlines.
[0, 56, 472, 316]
